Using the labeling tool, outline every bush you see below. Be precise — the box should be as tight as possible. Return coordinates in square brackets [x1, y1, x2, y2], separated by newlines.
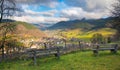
[91, 33, 106, 44]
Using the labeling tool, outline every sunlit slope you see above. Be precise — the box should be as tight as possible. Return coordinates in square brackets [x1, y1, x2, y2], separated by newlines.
[78, 28, 116, 38]
[59, 28, 116, 39]
[13, 21, 46, 38]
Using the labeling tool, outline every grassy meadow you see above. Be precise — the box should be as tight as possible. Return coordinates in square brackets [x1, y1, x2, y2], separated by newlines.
[0, 51, 120, 70]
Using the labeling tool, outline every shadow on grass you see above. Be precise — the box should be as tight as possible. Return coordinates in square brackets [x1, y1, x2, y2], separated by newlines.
[28, 55, 62, 66]
[0, 58, 32, 70]
[92, 51, 120, 57]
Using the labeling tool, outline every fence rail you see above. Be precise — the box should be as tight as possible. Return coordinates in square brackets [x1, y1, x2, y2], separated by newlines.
[0, 41, 119, 64]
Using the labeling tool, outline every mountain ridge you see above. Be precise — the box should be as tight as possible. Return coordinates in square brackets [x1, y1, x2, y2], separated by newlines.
[47, 17, 113, 31]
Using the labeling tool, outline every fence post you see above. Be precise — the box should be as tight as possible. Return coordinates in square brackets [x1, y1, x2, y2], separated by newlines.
[56, 47, 60, 59]
[64, 40, 66, 47]
[78, 41, 82, 51]
[44, 43, 47, 49]
[33, 51, 37, 65]
[113, 44, 118, 53]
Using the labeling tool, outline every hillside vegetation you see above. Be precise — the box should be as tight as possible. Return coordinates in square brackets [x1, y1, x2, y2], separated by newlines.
[47, 17, 116, 41]
[13, 21, 46, 38]
[14, 21, 37, 29]
[48, 18, 113, 30]
[54, 28, 116, 40]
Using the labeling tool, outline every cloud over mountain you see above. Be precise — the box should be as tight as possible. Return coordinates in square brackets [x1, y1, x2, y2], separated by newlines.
[13, 0, 116, 24]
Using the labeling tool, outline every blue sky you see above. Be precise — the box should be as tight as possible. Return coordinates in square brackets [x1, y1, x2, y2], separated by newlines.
[13, 0, 115, 24]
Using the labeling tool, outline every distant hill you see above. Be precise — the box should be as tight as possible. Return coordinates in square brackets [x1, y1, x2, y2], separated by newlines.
[48, 17, 113, 31]
[1, 19, 15, 22]
[46, 17, 116, 40]
[33, 24, 47, 30]
[13, 21, 46, 38]
[33, 23, 53, 30]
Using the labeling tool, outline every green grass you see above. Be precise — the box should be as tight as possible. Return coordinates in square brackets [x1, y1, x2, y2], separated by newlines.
[0, 51, 120, 70]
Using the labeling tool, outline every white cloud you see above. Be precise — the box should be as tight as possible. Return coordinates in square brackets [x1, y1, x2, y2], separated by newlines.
[64, 0, 115, 12]
[48, 1, 59, 8]
[13, 15, 69, 24]
[85, 0, 115, 11]
[20, 5, 58, 17]
[13, 7, 110, 24]
[13, 4, 69, 24]
[13, 16, 45, 23]
[23, 9, 58, 17]
[44, 17, 69, 24]
[60, 7, 110, 20]
[15, 0, 58, 8]
[12, 0, 116, 24]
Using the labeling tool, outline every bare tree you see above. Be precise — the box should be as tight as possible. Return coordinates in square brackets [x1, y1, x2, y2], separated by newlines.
[0, 0, 19, 60]
[0, 23, 16, 59]
[111, 0, 120, 40]
[0, 0, 18, 22]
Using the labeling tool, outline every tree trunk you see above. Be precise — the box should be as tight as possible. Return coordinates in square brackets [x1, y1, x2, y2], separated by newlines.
[1, 46, 4, 60]
[0, 0, 4, 23]
[1, 29, 7, 60]
[0, 13, 3, 23]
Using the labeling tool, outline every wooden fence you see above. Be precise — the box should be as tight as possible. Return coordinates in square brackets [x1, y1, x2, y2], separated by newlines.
[0, 41, 119, 65]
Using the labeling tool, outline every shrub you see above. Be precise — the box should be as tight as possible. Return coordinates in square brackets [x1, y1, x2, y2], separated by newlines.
[91, 33, 106, 44]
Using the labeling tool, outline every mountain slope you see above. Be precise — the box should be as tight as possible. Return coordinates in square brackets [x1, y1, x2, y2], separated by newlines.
[48, 17, 113, 30]
[46, 17, 115, 40]
[13, 21, 46, 38]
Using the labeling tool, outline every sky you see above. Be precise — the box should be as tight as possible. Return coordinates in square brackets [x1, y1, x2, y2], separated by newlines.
[13, 0, 116, 24]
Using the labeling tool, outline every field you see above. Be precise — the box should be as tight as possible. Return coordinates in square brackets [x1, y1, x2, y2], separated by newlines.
[0, 51, 120, 70]
[51, 28, 116, 42]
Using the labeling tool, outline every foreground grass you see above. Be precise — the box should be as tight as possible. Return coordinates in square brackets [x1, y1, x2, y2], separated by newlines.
[0, 51, 120, 70]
